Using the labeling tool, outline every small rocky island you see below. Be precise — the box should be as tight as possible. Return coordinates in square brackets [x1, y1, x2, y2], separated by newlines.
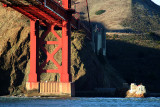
[126, 83, 146, 98]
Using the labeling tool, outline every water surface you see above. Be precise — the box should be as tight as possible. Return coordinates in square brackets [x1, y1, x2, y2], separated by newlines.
[0, 97, 160, 107]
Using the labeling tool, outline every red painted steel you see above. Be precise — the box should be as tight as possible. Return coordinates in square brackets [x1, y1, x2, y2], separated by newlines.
[28, 19, 39, 82]
[39, 24, 62, 75]
[27, 0, 72, 83]
[61, 21, 70, 82]
[2, 3, 7, 7]
[2, 0, 77, 28]
[61, 0, 71, 82]
[10, 6, 46, 26]
[62, 0, 71, 9]
[29, 19, 71, 82]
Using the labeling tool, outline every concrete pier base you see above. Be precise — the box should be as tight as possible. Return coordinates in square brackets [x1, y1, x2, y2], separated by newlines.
[40, 82, 75, 97]
[26, 82, 39, 91]
[25, 82, 74, 97]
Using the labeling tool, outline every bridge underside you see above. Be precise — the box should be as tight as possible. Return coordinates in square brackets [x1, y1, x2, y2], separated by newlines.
[1, 0, 78, 97]
[1, 0, 78, 28]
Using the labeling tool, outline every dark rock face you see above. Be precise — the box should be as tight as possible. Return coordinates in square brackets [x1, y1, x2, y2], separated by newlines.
[0, 5, 30, 95]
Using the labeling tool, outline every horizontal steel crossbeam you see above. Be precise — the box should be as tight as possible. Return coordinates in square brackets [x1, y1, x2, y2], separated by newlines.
[1, 0, 78, 29]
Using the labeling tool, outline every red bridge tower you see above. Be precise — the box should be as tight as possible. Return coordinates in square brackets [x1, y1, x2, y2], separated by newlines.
[25, 0, 74, 96]
[0, 0, 90, 96]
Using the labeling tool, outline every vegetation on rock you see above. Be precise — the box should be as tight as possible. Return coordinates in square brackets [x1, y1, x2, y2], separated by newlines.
[121, 0, 160, 33]
[95, 10, 106, 15]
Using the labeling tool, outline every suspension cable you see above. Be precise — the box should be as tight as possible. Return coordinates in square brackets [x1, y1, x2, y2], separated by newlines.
[85, 0, 91, 33]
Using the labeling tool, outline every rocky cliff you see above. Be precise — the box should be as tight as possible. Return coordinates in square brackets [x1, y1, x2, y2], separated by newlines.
[0, 4, 124, 96]
[1, 0, 160, 96]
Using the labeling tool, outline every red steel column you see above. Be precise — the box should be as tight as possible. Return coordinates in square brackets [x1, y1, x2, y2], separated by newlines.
[61, 21, 71, 82]
[28, 19, 39, 82]
[62, 0, 71, 9]
[61, 0, 71, 82]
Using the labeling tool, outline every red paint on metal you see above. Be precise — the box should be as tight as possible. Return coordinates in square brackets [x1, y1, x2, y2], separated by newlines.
[28, 19, 39, 82]
[60, 0, 71, 82]
[2, 3, 7, 7]
[28, 20, 71, 82]
[2, 0, 78, 28]
[62, 0, 71, 9]
[38, 24, 62, 73]
[46, 0, 68, 19]
[10, 6, 46, 26]
[61, 20, 70, 82]
[24, 5, 61, 23]
[11, 6, 37, 20]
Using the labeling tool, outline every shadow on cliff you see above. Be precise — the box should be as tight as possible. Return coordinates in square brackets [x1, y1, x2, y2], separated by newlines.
[73, 21, 129, 94]
[106, 37, 160, 93]
[74, 33, 106, 91]
[75, 20, 160, 93]
[0, 69, 11, 96]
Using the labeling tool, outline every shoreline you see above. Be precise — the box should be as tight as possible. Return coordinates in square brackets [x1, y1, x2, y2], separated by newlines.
[0, 96, 160, 99]
[1, 92, 160, 98]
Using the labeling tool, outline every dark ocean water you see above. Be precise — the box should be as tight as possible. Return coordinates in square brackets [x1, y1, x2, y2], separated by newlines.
[0, 97, 160, 107]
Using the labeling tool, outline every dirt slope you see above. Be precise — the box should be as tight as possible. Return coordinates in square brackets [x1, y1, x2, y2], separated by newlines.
[76, 0, 160, 32]
[76, 0, 131, 30]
